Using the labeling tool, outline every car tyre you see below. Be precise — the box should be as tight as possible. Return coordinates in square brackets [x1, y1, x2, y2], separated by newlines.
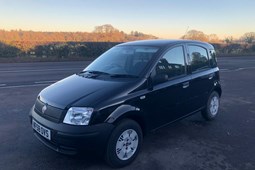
[105, 119, 143, 168]
[202, 91, 220, 121]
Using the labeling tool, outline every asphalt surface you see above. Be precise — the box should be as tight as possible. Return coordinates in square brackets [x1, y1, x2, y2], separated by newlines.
[0, 56, 255, 170]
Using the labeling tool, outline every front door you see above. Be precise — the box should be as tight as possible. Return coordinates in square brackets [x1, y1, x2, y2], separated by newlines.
[144, 45, 191, 130]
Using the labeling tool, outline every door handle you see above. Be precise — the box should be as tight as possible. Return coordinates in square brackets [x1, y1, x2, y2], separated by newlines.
[208, 73, 214, 80]
[182, 82, 189, 88]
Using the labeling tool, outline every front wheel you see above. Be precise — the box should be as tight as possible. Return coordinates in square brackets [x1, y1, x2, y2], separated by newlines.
[105, 119, 143, 168]
[202, 91, 220, 121]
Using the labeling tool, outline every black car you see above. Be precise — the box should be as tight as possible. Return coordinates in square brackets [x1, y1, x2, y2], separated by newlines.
[29, 39, 222, 167]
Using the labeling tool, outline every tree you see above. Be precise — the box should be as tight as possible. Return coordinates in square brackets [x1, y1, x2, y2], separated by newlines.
[182, 30, 208, 42]
[224, 36, 233, 44]
[93, 24, 119, 33]
[241, 32, 255, 44]
[208, 34, 220, 43]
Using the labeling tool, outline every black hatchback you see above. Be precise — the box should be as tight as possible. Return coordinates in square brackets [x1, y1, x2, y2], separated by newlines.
[29, 39, 222, 167]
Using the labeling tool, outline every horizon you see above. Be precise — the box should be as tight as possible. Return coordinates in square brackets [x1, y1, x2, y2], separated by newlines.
[1, 0, 255, 39]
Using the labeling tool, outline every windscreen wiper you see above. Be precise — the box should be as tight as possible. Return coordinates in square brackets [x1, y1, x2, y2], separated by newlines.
[78, 70, 110, 75]
[78, 71, 138, 78]
[110, 74, 139, 78]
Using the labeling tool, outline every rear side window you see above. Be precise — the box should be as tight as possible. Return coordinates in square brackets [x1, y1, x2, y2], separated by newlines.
[188, 45, 209, 72]
[155, 46, 186, 79]
[209, 49, 217, 67]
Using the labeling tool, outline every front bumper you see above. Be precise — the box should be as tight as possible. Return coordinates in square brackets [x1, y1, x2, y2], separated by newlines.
[29, 106, 114, 155]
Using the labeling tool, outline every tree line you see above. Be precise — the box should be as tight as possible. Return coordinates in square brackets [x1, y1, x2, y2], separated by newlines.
[182, 30, 255, 44]
[0, 41, 122, 58]
[0, 24, 156, 52]
[182, 30, 255, 56]
[0, 25, 255, 59]
[1, 41, 253, 59]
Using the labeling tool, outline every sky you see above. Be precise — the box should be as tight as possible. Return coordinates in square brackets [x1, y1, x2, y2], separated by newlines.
[0, 0, 254, 39]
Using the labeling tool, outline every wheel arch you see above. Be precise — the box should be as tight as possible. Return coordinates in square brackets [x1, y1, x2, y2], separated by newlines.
[213, 86, 222, 97]
[105, 105, 148, 136]
[210, 80, 222, 97]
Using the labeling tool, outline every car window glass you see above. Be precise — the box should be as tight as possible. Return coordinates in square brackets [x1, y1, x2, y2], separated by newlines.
[155, 46, 186, 79]
[188, 45, 209, 72]
[209, 49, 217, 67]
[85, 46, 159, 76]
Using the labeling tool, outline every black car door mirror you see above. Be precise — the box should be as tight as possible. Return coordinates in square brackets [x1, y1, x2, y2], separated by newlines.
[153, 74, 168, 85]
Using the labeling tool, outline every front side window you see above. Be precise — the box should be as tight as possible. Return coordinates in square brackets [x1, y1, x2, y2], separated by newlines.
[188, 45, 209, 72]
[84, 46, 159, 76]
[155, 46, 186, 79]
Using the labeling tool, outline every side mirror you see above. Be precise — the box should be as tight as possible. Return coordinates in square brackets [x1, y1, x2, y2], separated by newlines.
[153, 74, 168, 85]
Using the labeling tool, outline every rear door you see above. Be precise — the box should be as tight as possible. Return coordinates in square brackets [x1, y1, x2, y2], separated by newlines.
[187, 44, 215, 111]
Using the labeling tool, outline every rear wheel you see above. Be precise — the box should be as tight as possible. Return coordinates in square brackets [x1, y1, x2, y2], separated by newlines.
[105, 119, 142, 168]
[202, 91, 220, 121]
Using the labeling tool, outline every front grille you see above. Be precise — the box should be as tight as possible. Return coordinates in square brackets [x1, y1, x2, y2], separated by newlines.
[34, 98, 65, 123]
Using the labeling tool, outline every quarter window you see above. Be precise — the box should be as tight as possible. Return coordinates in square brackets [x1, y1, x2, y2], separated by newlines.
[155, 46, 186, 79]
[188, 45, 209, 72]
[209, 49, 217, 67]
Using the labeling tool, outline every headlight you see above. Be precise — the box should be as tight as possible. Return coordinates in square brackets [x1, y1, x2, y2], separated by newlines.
[63, 107, 93, 125]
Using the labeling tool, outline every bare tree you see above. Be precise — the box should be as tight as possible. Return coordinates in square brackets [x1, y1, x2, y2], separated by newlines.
[241, 32, 255, 44]
[208, 34, 220, 43]
[224, 36, 233, 44]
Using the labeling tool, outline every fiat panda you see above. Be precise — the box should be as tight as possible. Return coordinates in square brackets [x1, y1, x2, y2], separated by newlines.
[29, 39, 222, 167]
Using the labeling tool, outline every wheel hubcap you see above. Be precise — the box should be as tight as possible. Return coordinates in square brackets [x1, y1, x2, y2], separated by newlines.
[210, 96, 219, 116]
[116, 129, 138, 160]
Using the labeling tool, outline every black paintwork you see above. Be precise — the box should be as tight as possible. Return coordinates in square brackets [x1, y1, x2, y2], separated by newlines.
[30, 39, 221, 153]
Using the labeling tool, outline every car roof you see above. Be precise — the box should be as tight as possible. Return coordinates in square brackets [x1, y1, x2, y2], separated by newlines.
[117, 39, 214, 49]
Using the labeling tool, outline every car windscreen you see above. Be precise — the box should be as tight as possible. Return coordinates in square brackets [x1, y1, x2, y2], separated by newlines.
[84, 46, 159, 77]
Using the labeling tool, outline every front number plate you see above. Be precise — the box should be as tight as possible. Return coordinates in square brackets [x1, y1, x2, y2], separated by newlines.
[32, 119, 51, 140]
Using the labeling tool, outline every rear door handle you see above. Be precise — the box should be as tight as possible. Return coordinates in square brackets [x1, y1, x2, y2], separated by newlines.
[182, 82, 189, 88]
